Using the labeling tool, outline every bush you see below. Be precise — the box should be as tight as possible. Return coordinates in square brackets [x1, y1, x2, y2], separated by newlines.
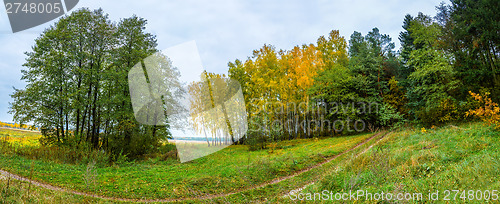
[246, 132, 267, 151]
[466, 91, 500, 130]
[17, 144, 110, 166]
[376, 102, 405, 127]
[416, 98, 462, 126]
[384, 76, 408, 115]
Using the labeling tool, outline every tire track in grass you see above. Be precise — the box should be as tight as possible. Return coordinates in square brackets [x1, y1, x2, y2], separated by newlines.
[283, 131, 389, 198]
[0, 131, 387, 203]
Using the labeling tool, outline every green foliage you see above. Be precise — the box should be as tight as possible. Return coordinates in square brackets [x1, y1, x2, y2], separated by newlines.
[400, 13, 462, 125]
[349, 28, 396, 91]
[449, 0, 500, 100]
[310, 28, 403, 129]
[406, 48, 460, 124]
[309, 64, 353, 103]
[308, 28, 406, 132]
[375, 103, 405, 127]
[398, 14, 416, 81]
[246, 132, 267, 151]
[397, 3, 499, 126]
[409, 13, 442, 49]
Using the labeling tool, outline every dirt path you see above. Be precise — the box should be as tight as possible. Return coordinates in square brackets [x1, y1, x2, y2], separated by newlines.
[284, 131, 389, 197]
[0, 131, 387, 203]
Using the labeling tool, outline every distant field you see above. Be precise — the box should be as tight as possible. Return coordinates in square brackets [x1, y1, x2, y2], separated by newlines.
[0, 128, 42, 147]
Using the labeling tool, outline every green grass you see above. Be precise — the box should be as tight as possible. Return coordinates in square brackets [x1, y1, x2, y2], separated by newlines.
[201, 131, 387, 203]
[0, 175, 103, 204]
[279, 122, 500, 203]
[0, 128, 372, 200]
[2, 122, 497, 203]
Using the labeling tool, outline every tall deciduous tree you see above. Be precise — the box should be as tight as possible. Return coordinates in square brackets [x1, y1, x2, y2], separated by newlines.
[10, 8, 165, 158]
[405, 13, 460, 124]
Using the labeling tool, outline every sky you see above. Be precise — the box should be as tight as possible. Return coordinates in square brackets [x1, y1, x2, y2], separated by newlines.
[0, 0, 447, 123]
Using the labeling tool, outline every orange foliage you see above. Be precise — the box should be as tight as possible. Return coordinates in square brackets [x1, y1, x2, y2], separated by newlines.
[466, 91, 500, 130]
[285, 44, 325, 100]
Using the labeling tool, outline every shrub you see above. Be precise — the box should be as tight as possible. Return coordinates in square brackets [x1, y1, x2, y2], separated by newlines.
[416, 98, 462, 126]
[466, 91, 500, 130]
[246, 132, 267, 151]
[384, 76, 408, 115]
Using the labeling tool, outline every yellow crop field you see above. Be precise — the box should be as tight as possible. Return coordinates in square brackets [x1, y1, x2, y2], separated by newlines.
[0, 128, 41, 147]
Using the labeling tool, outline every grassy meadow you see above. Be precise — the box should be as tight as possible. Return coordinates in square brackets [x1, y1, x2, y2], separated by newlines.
[1, 122, 498, 203]
[275, 122, 500, 203]
[0, 127, 374, 201]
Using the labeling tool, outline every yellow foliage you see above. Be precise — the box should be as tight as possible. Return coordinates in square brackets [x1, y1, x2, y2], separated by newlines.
[384, 76, 408, 114]
[421, 127, 427, 133]
[466, 91, 500, 130]
[437, 98, 460, 123]
[0, 121, 39, 131]
[268, 142, 278, 153]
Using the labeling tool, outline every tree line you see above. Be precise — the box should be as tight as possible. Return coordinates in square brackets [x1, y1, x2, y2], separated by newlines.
[9, 0, 498, 156]
[225, 0, 498, 148]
